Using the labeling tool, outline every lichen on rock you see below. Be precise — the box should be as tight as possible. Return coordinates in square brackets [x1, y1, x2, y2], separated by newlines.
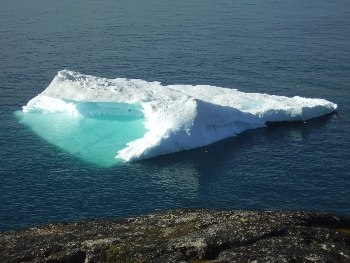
[0, 209, 349, 263]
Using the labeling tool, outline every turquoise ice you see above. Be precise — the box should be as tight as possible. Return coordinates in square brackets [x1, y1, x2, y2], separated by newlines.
[16, 109, 146, 167]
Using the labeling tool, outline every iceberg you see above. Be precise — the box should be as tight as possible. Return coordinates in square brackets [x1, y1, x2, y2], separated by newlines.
[18, 70, 337, 165]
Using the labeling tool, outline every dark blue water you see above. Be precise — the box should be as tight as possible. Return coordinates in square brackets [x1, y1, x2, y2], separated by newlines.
[1, 0, 349, 232]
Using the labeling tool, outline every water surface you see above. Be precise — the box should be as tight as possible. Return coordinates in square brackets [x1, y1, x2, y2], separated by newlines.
[0, 0, 349, 232]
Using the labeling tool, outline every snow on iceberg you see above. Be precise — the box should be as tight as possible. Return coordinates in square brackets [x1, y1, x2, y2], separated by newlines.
[20, 70, 337, 164]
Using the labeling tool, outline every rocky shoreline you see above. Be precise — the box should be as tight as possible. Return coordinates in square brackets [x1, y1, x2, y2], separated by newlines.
[1, 209, 350, 263]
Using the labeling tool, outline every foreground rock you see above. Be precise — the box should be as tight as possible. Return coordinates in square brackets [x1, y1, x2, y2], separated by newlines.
[1, 209, 350, 263]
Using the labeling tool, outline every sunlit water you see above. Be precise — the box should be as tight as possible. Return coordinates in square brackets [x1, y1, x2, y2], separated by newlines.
[1, 0, 349, 232]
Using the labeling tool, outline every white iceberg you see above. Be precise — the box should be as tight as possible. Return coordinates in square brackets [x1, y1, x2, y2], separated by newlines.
[20, 70, 337, 164]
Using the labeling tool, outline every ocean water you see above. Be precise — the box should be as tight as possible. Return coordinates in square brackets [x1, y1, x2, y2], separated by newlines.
[0, 0, 349, 232]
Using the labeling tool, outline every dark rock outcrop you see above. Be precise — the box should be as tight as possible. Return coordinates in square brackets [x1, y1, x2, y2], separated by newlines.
[1, 209, 350, 263]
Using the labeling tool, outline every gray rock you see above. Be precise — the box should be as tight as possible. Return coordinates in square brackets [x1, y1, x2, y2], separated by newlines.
[1, 209, 349, 263]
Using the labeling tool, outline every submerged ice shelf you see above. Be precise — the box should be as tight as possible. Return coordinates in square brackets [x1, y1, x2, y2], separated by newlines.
[18, 70, 337, 166]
